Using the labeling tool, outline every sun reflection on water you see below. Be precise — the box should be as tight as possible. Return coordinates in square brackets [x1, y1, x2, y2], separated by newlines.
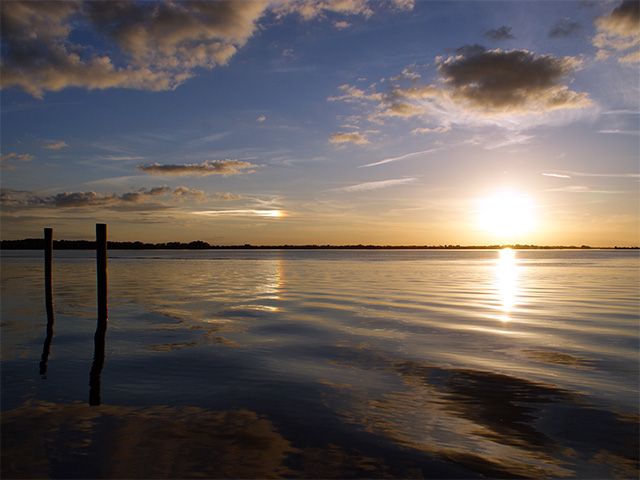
[496, 248, 518, 321]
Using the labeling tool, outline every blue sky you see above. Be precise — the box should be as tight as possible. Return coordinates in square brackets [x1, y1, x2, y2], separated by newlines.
[1, 0, 638, 246]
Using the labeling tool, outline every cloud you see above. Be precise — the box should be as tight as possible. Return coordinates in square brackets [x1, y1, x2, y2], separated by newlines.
[172, 186, 239, 200]
[0, 1, 413, 98]
[191, 209, 284, 217]
[328, 84, 384, 103]
[593, 0, 640, 63]
[332, 45, 591, 129]
[597, 129, 640, 135]
[545, 170, 639, 179]
[334, 20, 351, 29]
[43, 140, 69, 150]
[360, 147, 442, 168]
[547, 185, 626, 194]
[1, 185, 239, 211]
[257, 115, 266, 122]
[271, 0, 374, 20]
[548, 18, 582, 38]
[136, 159, 261, 176]
[331, 177, 418, 192]
[483, 26, 515, 41]
[1, 152, 34, 163]
[329, 132, 369, 144]
[543, 173, 572, 178]
[411, 126, 451, 134]
[437, 46, 588, 111]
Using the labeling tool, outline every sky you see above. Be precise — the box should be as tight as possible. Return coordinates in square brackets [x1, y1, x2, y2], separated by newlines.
[1, 0, 639, 246]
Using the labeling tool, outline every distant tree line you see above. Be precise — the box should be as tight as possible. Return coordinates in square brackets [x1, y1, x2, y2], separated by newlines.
[1, 238, 636, 250]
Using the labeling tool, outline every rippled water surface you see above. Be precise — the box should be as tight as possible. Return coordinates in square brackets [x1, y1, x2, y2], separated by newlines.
[2, 249, 638, 478]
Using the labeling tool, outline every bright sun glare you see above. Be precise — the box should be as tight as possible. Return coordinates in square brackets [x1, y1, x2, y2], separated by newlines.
[477, 191, 535, 238]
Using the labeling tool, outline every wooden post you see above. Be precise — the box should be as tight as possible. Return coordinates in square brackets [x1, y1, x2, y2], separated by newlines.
[44, 228, 53, 319]
[96, 223, 107, 322]
[92, 223, 108, 405]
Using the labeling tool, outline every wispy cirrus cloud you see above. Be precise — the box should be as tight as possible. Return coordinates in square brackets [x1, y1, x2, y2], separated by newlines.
[330, 177, 418, 192]
[191, 209, 284, 217]
[360, 147, 442, 168]
[136, 159, 261, 176]
[544, 170, 639, 179]
[546, 185, 629, 194]
[597, 129, 640, 135]
[543, 173, 572, 178]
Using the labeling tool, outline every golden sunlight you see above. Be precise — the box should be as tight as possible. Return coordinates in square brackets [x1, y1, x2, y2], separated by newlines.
[192, 210, 285, 217]
[497, 248, 518, 319]
[477, 191, 535, 238]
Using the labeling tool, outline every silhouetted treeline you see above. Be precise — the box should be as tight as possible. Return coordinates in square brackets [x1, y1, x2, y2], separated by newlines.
[1, 238, 636, 250]
[0, 238, 212, 250]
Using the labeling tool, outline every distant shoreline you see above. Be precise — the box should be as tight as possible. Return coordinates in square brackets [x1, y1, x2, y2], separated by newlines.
[1, 239, 637, 250]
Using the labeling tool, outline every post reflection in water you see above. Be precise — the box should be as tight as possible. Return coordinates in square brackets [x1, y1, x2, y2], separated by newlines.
[40, 228, 55, 377]
[39, 295, 55, 377]
[89, 314, 107, 406]
[496, 248, 518, 321]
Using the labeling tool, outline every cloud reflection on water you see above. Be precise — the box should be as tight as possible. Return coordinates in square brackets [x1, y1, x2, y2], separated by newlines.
[325, 349, 638, 479]
[2, 250, 638, 479]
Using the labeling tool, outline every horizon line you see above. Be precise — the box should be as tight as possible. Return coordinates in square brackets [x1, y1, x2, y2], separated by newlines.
[1, 238, 638, 250]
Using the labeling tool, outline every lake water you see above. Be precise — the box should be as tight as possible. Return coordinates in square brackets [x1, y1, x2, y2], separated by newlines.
[1, 249, 638, 479]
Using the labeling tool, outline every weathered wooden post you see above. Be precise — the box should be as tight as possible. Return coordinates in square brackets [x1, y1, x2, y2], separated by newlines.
[44, 228, 53, 319]
[96, 223, 107, 322]
[91, 223, 108, 405]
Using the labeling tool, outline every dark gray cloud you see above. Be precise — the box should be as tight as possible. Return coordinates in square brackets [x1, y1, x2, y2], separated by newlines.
[45, 186, 172, 207]
[0, 185, 224, 210]
[331, 45, 591, 129]
[549, 18, 582, 38]
[437, 45, 588, 111]
[483, 26, 515, 41]
[136, 159, 260, 176]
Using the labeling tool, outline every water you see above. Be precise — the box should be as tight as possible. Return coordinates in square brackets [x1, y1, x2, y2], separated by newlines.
[2, 249, 638, 479]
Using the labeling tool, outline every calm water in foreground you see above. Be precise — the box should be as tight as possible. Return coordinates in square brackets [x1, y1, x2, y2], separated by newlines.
[1, 249, 638, 479]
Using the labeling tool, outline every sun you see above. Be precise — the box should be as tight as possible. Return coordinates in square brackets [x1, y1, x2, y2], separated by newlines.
[476, 191, 535, 239]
